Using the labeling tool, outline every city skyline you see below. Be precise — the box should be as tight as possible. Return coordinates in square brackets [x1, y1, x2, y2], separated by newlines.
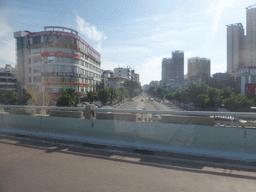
[0, 0, 255, 85]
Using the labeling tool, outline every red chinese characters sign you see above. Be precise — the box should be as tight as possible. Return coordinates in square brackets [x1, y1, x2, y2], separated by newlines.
[41, 52, 81, 59]
[43, 82, 89, 87]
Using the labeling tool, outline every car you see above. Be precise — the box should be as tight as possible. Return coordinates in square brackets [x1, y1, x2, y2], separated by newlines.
[106, 101, 112, 105]
[152, 114, 160, 118]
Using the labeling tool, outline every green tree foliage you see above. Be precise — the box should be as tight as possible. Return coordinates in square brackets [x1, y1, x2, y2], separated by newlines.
[124, 80, 142, 98]
[166, 82, 256, 111]
[110, 88, 120, 102]
[27, 92, 51, 106]
[19, 92, 32, 105]
[165, 83, 221, 110]
[56, 88, 78, 107]
[146, 86, 166, 99]
[86, 91, 98, 102]
[1, 91, 19, 105]
[220, 87, 235, 100]
[147, 87, 156, 96]
[222, 93, 254, 112]
[118, 87, 128, 102]
[98, 88, 111, 105]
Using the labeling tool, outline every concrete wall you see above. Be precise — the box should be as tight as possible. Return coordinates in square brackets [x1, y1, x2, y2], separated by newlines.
[50, 110, 83, 118]
[161, 115, 215, 125]
[1, 114, 256, 160]
[96, 113, 138, 121]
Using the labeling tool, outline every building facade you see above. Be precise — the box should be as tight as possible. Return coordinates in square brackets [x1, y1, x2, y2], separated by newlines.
[161, 50, 184, 86]
[107, 77, 127, 89]
[113, 67, 132, 80]
[236, 66, 256, 94]
[134, 73, 140, 84]
[227, 23, 245, 73]
[0, 64, 17, 92]
[187, 57, 211, 80]
[101, 70, 114, 88]
[14, 26, 101, 100]
[149, 80, 160, 87]
[245, 5, 256, 67]
[172, 50, 184, 81]
[161, 58, 172, 86]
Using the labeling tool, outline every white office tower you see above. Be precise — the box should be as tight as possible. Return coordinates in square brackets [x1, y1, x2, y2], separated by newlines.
[245, 5, 256, 67]
[227, 23, 245, 73]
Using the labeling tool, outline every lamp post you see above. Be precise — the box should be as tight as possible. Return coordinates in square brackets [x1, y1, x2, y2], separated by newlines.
[41, 57, 46, 115]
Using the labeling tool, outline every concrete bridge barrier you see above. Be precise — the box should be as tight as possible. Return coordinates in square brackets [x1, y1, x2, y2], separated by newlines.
[161, 115, 215, 126]
[96, 112, 138, 122]
[1, 105, 256, 161]
[9, 108, 36, 115]
[50, 110, 84, 118]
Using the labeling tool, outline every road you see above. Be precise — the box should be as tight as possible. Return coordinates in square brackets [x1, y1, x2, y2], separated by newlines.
[0, 135, 256, 192]
[117, 95, 180, 111]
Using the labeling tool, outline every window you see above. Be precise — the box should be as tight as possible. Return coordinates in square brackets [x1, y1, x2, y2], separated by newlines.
[33, 56, 41, 63]
[48, 36, 57, 42]
[45, 88, 53, 93]
[33, 66, 41, 73]
[43, 36, 48, 43]
[33, 76, 41, 83]
[33, 37, 41, 44]
[32, 48, 41, 54]
[28, 58, 31, 64]
[28, 67, 31, 73]
[29, 77, 32, 83]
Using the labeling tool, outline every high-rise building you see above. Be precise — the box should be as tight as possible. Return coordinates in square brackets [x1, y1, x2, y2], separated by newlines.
[113, 67, 132, 80]
[161, 50, 184, 86]
[187, 57, 211, 80]
[172, 50, 184, 81]
[161, 58, 172, 86]
[227, 23, 245, 73]
[245, 5, 256, 67]
[134, 73, 140, 84]
[14, 26, 101, 100]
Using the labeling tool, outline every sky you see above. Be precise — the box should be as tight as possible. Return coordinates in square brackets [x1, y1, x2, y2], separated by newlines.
[0, 0, 255, 85]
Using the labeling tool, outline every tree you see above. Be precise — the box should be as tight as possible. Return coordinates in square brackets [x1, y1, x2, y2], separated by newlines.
[3, 91, 19, 105]
[146, 87, 156, 96]
[222, 93, 254, 112]
[206, 87, 220, 109]
[19, 92, 32, 105]
[118, 87, 128, 102]
[56, 88, 78, 107]
[98, 88, 111, 105]
[27, 91, 51, 106]
[220, 87, 235, 100]
[110, 88, 120, 102]
[86, 91, 98, 102]
[124, 80, 142, 98]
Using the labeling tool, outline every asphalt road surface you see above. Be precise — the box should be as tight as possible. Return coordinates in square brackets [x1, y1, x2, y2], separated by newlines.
[117, 95, 178, 111]
[1, 135, 256, 192]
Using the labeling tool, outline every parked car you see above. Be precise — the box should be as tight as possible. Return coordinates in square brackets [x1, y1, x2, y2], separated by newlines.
[106, 101, 112, 105]
[152, 114, 160, 118]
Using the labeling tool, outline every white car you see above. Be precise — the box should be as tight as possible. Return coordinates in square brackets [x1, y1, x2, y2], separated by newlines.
[152, 114, 160, 118]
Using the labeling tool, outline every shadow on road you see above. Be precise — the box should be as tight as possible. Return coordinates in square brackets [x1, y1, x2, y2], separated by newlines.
[1, 134, 256, 181]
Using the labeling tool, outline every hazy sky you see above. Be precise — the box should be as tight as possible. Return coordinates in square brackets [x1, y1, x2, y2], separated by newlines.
[0, 0, 255, 85]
